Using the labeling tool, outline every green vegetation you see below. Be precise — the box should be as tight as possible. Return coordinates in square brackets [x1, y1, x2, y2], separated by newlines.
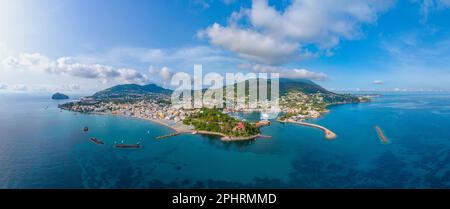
[183, 108, 260, 137]
[278, 112, 296, 121]
[92, 84, 172, 100]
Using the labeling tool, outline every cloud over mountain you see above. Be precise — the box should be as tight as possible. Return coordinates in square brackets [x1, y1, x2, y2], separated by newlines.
[238, 63, 328, 80]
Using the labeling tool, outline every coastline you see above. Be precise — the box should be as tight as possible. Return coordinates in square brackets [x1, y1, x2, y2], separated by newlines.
[67, 110, 266, 141]
[277, 118, 337, 140]
[193, 130, 271, 141]
[71, 110, 190, 133]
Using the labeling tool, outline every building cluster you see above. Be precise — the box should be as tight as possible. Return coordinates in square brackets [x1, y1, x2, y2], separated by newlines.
[62, 90, 333, 126]
[279, 92, 326, 120]
[63, 100, 195, 124]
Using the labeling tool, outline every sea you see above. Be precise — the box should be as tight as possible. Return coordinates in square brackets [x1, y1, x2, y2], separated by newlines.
[1, 92, 450, 188]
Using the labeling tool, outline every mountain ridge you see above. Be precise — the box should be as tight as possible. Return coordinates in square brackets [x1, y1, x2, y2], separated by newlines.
[90, 79, 360, 104]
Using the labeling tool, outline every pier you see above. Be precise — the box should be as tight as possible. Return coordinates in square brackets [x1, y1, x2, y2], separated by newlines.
[278, 119, 337, 140]
[155, 132, 183, 140]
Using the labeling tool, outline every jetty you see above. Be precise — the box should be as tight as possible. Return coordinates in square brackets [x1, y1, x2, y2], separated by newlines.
[155, 132, 183, 140]
[278, 119, 337, 140]
[375, 126, 389, 144]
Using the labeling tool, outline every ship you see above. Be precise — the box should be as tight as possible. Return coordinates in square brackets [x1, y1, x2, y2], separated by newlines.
[114, 140, 142, 149]
[90, 137, 104, 145]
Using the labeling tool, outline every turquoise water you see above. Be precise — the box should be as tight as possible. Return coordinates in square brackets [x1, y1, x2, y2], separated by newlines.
[1, 93, 450, 188]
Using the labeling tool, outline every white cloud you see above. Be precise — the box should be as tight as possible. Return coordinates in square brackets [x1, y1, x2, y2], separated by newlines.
[2, 53, 53, 72]
[158, 66, 173, 81]
[381, 33, 450, 67]
[102, 45, 240, 68]
[10, 84, 28, 91]
[199, 23, 298, 64]
[0, 83, 84, 93]
[372, 80, 384, 85]
[418, 0, 450, 21]
[200, 0, 394, 64]
[147, 66, 176, 88]
[238, 63, 328, 80]
[190, 0, 238, 9]
[2, 53, 149, 84]
[63, 84, 80, 91]
[117, 68, 148, 84]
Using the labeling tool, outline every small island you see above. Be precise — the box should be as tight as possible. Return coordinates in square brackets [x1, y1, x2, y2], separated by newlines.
[52, 92, 69, 100]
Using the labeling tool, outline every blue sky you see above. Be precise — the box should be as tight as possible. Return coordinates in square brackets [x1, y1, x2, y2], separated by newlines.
[1, 0, 450, 93]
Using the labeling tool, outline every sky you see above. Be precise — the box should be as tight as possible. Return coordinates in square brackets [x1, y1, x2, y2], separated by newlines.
[1, 0, 450, 93]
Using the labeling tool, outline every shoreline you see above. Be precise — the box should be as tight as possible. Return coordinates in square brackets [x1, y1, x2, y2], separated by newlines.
[194, 130, 271, 142]
[67, 110, 266, 141]
[277, 118, 337, 140]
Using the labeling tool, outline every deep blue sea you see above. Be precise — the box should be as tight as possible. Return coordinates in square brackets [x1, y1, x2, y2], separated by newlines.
[1, 93, 450, 188]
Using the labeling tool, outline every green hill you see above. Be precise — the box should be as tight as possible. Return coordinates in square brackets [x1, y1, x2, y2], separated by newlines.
[91, 84, 172, 99]
[224, 78, 362, 104]
[90, 78, 363, 104]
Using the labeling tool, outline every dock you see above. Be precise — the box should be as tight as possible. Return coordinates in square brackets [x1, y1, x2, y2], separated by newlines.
[155, 132, 182, 140]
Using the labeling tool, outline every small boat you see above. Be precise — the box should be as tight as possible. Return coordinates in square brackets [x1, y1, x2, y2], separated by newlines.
[90, 137, 104, 145]
[83, 126, 89, 132]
